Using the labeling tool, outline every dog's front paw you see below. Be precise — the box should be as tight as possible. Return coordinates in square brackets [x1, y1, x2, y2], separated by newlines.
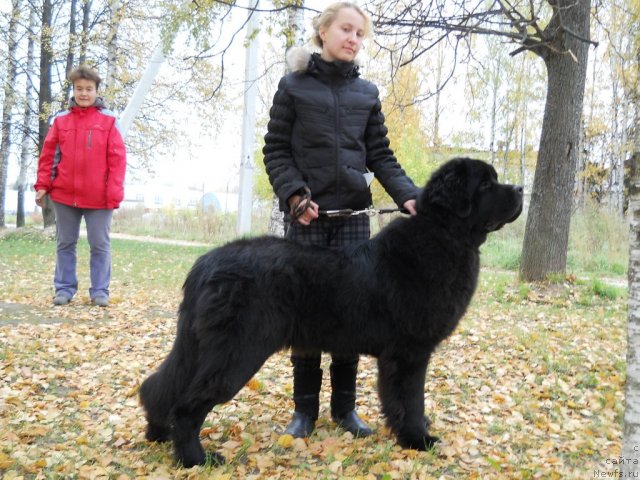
[398, 433, 440, 451]
[175, 441, 206, 468]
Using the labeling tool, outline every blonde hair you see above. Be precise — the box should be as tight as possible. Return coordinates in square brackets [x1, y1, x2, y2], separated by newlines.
[311, 2, 372, 48]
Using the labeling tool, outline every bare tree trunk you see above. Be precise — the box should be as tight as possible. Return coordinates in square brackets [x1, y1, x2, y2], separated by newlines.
[17, 7, 38, 228]
[608, 72, 620, 211]
[622, 42, 640, 479]
[502, 113, 515, 182]
[489, 56, 500, 166]
[39, 0, 55, 228]
[519, 100, 527, 186]
[610, 12, 629, 217]
[520, 0, 591, 281]
[432, 43, 443, 148]
[619, 99, 630, 214]
[578, 47, 598, 207]
[0, 0, 21, 228]
[625, 152, 640, 476]
[79, 0, 91, 65]
[63, 0, 78, 101]
[267, 2, 305, 237]
[105, 0, 122, 91]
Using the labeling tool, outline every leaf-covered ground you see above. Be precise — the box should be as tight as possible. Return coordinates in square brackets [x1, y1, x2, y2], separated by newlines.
[0, 232, 627, 479]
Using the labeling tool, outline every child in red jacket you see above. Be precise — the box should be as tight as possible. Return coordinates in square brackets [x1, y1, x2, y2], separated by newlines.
[34, 65, 127, 307]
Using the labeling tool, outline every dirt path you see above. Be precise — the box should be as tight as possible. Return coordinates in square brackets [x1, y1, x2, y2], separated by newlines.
[108, 231, 211, 247]
[3, 225, 212, 247]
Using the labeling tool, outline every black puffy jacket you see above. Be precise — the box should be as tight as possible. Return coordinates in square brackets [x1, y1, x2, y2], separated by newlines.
[263, 50, 418, 213]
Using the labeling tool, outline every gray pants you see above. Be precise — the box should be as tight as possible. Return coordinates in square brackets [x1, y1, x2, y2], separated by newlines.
[52, 201, 113, 299]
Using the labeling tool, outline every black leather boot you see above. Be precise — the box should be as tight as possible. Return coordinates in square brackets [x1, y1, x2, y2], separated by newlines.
[284, 354, 322, 438]
[330, 355, 373, 437]
[333, 410, 373, 437]
[284, 411, 316, 438]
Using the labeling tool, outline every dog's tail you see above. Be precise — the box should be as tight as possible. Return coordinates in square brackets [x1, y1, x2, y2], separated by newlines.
[139, 281, 202, 438]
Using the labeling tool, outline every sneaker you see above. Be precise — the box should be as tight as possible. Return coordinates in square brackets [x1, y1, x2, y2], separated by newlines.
[53, 294, 71, 306]
[92, 296, 109, 307]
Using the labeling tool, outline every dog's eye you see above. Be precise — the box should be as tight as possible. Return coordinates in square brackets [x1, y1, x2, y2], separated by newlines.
[479, 181, 492, 191]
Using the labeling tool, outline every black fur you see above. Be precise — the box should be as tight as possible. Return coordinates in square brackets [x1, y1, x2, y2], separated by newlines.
[139, 157, 523, 467]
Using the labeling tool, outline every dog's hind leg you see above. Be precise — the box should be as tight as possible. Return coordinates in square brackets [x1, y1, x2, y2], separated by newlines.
[378, 354, 439, 451]
[139, 371, 172, 442]
[171, 336, 279, 468]
[140, 311, 199, 443]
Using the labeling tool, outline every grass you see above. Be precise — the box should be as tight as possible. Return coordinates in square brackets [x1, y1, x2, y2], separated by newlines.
[110, 204, 271, 244]
[0, 228, 210, 300]
[481, 202, 628, 278]
[592, 278, 624, 300]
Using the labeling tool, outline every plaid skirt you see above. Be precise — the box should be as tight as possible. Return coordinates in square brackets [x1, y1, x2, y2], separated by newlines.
[285, 215, 370, 361]
[285, 214, 371, 248]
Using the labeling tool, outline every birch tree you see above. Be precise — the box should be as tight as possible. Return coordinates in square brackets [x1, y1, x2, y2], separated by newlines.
[430, 42, 444, 149]
[607, 2, 637, 214]
[486, 36, 503, 166]
[78, 0, 90, 64]
[63, 0, 78, 100]
[38, 0, 55, 227]
[624, 93, 640, 476]
[105, 0, 124, 92]
[16, 7, 38, 228]
[624, 45, 640, 480]
[622, 1, 640, 474]
[0, 0, 20, 228]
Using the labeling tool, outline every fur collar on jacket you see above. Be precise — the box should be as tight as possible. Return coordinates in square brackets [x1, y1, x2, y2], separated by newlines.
[286, 47, 361, 78]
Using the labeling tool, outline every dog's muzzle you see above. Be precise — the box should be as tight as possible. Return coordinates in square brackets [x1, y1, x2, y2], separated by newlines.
[485, 185, 523, 232]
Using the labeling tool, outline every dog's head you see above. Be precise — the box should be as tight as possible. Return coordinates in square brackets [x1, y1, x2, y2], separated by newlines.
[417, 157, 523, 234]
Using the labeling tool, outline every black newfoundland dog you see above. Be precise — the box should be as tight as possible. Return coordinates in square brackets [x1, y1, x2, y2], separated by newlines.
[140, 157, 523, 467]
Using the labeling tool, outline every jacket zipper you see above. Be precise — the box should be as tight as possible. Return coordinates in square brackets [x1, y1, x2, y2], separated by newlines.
[333, 87, 340, 205]
[80, 129, 91, 207]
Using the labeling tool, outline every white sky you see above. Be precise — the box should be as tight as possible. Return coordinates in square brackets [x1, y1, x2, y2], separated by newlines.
[151, 1, 327, 192]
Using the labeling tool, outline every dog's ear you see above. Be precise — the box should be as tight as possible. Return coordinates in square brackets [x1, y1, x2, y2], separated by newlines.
[418, 158, 472, 217]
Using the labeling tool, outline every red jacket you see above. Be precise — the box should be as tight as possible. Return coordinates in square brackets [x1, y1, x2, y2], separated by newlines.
[34, 98, 127, 209]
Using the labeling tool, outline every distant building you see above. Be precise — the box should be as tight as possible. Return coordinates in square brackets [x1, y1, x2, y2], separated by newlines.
[121, 184, 239, 213]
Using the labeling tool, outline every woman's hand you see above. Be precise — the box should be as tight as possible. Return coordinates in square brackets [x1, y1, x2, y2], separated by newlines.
[288, 195, 319, 226]
[403, 199, 417, 216]
[35, 190, 47, 208]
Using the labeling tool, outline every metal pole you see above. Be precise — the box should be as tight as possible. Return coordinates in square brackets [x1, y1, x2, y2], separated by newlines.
[118, 0, 192, 138]
[236, 0, 260, 235]
[119, 43, 166, 138]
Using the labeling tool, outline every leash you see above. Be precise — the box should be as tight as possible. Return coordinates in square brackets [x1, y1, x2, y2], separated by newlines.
[289, 188, 408, 221]
[319, 207, 409, 218]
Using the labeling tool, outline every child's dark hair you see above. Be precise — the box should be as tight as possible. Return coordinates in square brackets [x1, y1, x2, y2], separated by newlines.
[68, 65, 101, 89]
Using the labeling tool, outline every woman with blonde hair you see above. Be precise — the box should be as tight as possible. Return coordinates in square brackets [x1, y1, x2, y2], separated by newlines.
[263, 2, 418, 438]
